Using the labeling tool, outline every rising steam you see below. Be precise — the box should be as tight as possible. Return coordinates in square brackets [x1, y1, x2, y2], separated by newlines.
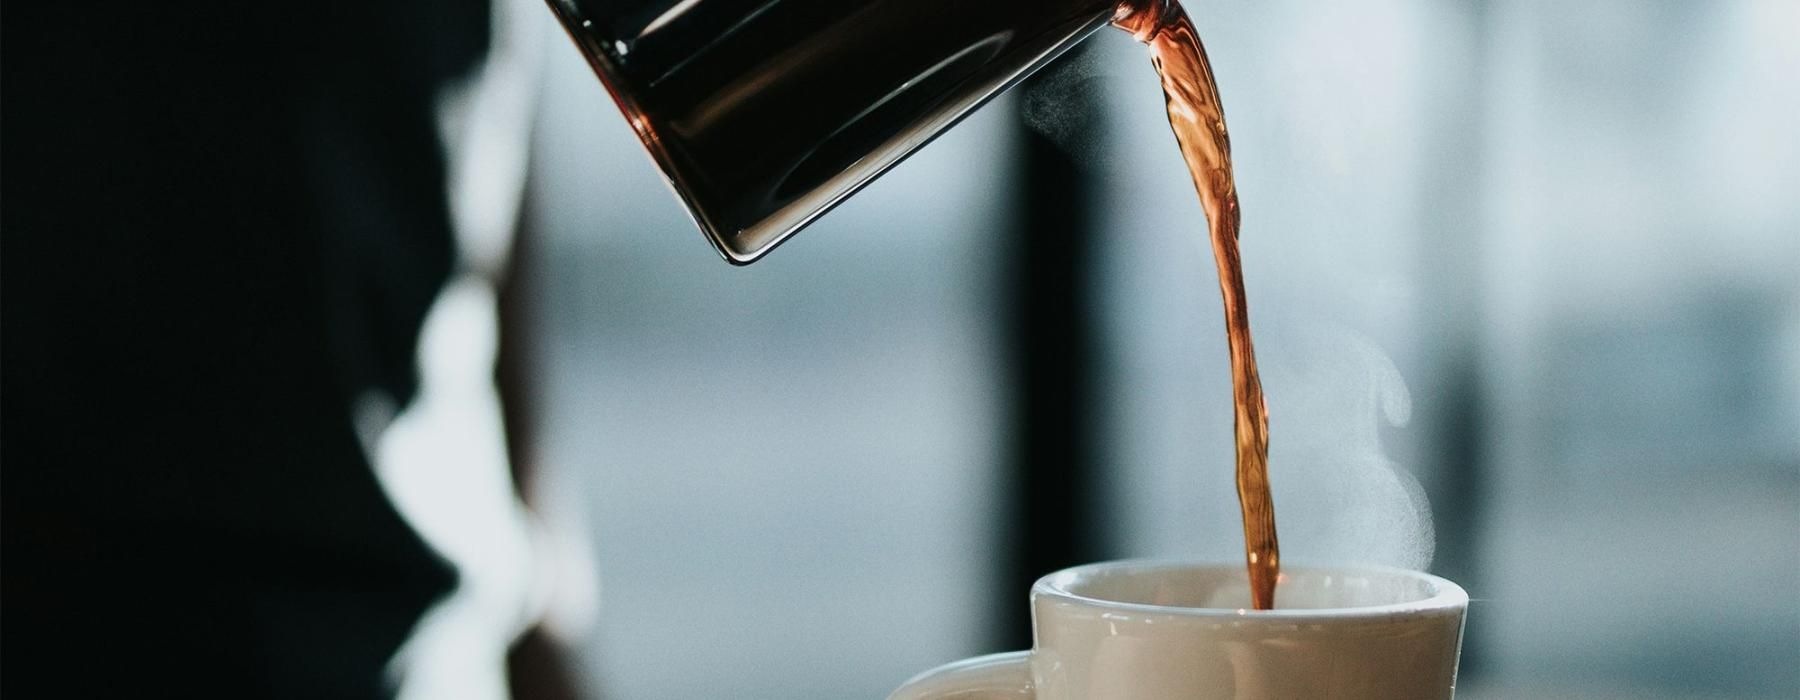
[1020, 48, 1116, 166]
[1262, 321, 1436, 571]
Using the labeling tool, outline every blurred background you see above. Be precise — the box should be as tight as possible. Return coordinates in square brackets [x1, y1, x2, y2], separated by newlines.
[518, 0, 1798, 698]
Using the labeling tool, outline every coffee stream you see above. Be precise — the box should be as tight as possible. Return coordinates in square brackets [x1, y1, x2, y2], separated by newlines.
[1116, 2, 1280, 610]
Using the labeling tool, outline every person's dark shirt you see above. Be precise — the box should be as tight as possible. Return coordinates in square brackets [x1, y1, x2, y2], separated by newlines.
[4, 2, 493, 697]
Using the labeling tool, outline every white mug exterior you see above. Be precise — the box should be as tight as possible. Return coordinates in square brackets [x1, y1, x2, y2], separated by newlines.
[891, 561, 1468, 700]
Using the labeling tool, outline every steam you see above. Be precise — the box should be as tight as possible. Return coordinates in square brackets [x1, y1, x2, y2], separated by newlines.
[1020, 49, 1116, 166]
[1262, 321, 1435, 571]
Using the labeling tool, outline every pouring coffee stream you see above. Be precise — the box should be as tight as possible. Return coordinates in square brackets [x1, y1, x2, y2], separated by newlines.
[549, 0, 1279, 609]
[1116, 1, 1280, 610]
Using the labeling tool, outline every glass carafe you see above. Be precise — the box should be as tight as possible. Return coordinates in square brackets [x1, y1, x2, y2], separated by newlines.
[544, 0, 1147, 263]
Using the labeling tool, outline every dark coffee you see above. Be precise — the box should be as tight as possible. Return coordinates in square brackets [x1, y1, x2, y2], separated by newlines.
[1117, 2, 1280, 609]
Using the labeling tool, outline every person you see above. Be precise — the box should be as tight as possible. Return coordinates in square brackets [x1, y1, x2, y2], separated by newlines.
[3, 2, 580, 697]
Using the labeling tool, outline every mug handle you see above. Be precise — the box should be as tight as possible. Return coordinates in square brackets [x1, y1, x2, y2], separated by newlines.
[887, 651, 1033, 700]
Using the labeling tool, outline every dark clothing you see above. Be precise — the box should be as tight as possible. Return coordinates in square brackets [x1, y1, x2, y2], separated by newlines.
[5, 2, 491, 697]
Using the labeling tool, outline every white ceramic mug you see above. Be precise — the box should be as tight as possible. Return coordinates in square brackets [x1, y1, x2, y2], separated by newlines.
[890, 560, 1468, 700]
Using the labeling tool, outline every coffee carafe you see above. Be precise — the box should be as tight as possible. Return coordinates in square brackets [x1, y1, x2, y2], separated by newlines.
[545, 0, 1155, 263]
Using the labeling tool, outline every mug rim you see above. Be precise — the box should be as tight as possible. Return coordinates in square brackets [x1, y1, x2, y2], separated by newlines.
[1031, 559, 1468, 620]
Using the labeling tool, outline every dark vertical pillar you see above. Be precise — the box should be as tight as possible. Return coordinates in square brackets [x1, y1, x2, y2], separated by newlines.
[994, 56, 1109, 651]
[1412, 0, 1491, 679]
